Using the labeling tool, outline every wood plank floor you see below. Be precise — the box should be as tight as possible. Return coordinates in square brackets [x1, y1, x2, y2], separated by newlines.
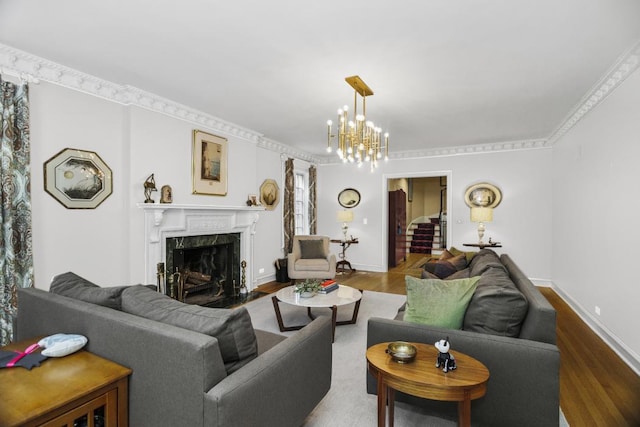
[256, 253, 640, 426]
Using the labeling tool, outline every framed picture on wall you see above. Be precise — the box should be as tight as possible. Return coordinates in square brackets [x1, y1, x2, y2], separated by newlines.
[464, 182, 502, 208]
[259, 179, 279, 210]
[192, 130, 228, 196]
[43, 148, 113, 209]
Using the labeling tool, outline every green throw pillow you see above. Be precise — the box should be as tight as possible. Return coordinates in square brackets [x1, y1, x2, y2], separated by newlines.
[404, 275, 480, 329]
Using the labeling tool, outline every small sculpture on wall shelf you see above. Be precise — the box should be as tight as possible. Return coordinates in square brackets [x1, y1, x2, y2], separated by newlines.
[143, 174, 157, 203]
[435, 337, 456, 373]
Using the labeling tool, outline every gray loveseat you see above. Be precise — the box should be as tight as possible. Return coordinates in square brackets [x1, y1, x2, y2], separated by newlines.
[367, 250, 560, 426]
[16, 273, 332, 427]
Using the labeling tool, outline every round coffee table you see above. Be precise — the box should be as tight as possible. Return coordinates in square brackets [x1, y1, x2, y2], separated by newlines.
[271, 285, 363, 342]
[366, 342, 489, 427]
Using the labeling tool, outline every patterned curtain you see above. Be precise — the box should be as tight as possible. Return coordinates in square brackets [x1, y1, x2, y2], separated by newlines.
[283, 158, 295, 255]
[308, 165, 317, 234]
[0, 76, 33, 345]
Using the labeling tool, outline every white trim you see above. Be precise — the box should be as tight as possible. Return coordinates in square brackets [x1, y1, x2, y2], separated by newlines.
[8, 40, 639, 161]
[551, 283, 640, 376]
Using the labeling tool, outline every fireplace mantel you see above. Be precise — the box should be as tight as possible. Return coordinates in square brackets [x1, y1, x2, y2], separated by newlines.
[138, 204, 264, 289]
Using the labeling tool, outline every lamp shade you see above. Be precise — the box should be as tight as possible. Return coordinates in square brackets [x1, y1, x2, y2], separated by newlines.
[337, 210, 354, 223]
[470, 207, 493, 223]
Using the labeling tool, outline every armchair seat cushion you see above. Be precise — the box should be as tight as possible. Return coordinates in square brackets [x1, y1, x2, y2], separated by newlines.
[294, 259, 331, 272]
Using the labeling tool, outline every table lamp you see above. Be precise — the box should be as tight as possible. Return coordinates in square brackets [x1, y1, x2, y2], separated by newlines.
[470, 207, 493, 244]
[336, 210, 354, 241]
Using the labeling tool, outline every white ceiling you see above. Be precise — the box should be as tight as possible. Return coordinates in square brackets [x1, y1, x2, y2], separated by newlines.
[1, 0, 640, 158]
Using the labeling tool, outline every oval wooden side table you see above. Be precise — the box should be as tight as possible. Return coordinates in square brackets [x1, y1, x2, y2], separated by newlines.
[367, 342, 490, 427]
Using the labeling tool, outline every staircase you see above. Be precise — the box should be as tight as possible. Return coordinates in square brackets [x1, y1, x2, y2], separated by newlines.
[407, 217, 444, 255]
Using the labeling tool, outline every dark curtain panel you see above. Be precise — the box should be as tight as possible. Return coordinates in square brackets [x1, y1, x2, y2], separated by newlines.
[0, 76, 34, 345]
[283, 158, 295, 255]
[308, 165, 317, 234]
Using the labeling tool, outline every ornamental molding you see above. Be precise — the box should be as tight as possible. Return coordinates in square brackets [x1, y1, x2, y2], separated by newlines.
[3, 39, 639, 158]
[546, 39, 640, 145]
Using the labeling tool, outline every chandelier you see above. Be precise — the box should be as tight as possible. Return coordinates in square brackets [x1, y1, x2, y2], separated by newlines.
[326, 76, 389, 169]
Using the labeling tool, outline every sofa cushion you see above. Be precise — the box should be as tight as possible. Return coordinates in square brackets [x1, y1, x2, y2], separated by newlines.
[449, 246, 477, 263]
[463, 265, 529, 337]
[299, 239, 326, 259]
[50, 272, 130, 310]
[121, 285, 258, 374]
[403, 275, 480, 329]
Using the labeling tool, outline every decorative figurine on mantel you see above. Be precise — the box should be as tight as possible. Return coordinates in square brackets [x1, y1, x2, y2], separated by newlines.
[160, 185, 173, 204]
[143, 174, 157, 203]
[435, 337, 457, 373]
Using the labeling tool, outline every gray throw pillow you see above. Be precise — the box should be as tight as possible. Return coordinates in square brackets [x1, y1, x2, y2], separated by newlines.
[463, 266, 529, 337]
[299, 239, 326, 259]
[50, 272, 130, 310]
[121, 285, 258, 374]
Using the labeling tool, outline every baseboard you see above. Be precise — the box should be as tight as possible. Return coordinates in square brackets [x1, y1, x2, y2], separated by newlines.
[551, 283, 640, 376]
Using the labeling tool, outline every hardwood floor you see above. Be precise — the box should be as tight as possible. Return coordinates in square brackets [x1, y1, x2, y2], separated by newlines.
[256, 253, 640, 426]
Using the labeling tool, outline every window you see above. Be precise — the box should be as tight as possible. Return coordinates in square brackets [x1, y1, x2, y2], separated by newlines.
[294, 170, 309, 235]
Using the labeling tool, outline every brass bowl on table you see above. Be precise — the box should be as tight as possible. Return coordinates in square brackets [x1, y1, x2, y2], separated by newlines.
[385, 341, 417, 364]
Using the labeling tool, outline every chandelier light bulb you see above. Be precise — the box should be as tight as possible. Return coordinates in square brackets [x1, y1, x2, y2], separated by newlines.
[358, 143, 364, 150]
[327, 120, 332, 126]
[343, 105, 349, 111]
[356, 114, 365, 122]
[377, 152, 382, 159]
[327, 146, 332, 153]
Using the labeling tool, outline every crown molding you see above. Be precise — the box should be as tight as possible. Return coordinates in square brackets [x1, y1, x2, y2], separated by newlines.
[0, 43, 265, 143]
[3, 39, 638, 159]
[546, 39, 640, 145]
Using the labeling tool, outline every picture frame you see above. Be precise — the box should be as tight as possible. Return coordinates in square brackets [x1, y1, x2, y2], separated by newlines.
[192, 129, 228, 196]
[464, 182, 502, 208]
[259, 179, 280, 210]
[43, 148, 113, 209]
[338, 188, 361, 208]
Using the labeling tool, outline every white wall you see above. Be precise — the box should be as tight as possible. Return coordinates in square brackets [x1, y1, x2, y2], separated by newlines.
[316, 147, 554, 280]
[552, 67, 640, 371]
[30, 82, 284, 289]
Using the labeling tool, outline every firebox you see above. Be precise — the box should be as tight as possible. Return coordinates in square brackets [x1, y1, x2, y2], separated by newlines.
[165, 233, 241, 305]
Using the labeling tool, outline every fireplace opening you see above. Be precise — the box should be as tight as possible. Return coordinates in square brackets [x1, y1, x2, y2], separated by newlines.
[165, 233, 241, 306]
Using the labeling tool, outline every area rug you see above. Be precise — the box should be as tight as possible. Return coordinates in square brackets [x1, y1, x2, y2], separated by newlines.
[243, 290, 569, 426]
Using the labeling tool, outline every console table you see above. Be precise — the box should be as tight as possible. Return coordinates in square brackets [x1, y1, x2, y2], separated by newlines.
[0, 338, 131, 427]
[463, 243, 502, 249]
[330, 238, 358, 273]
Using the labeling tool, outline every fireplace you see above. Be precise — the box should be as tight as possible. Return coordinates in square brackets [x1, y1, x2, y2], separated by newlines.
[165, 233, 240, 305]
[139, 204, 262, 306]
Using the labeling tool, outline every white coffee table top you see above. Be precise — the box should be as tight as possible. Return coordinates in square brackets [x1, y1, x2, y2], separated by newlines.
[276, 285, 362, 308]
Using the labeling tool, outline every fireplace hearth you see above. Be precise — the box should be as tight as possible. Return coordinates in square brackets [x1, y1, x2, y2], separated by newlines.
[139, 204, 262, 304]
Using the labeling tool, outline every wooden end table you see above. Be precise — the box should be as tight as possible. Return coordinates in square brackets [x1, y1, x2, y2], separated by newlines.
[0, 337, 131, 427]
[366, 342, 489, 427]
[272, 285, 362, 342]
[330, 238, 358, 273]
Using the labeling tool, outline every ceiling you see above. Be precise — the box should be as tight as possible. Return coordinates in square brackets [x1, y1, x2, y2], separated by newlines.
[1, 0, 640, 159]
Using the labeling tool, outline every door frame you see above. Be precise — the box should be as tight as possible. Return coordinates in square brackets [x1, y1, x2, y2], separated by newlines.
[381, 170, 453, 271]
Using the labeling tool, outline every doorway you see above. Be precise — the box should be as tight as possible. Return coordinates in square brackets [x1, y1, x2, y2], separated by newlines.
[384, 172, 450, 270]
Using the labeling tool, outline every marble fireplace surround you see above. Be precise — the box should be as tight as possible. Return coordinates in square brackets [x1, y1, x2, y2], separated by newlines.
[138, 204, 262, 291]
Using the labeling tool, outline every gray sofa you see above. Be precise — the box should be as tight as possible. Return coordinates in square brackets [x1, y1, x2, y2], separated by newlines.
[16, 275, 332, 427]
[367, 250, 560, 426]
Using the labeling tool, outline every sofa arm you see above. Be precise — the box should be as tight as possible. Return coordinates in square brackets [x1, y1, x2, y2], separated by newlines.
[367, 318, 559, 427]
[204, 316, 332, 427]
